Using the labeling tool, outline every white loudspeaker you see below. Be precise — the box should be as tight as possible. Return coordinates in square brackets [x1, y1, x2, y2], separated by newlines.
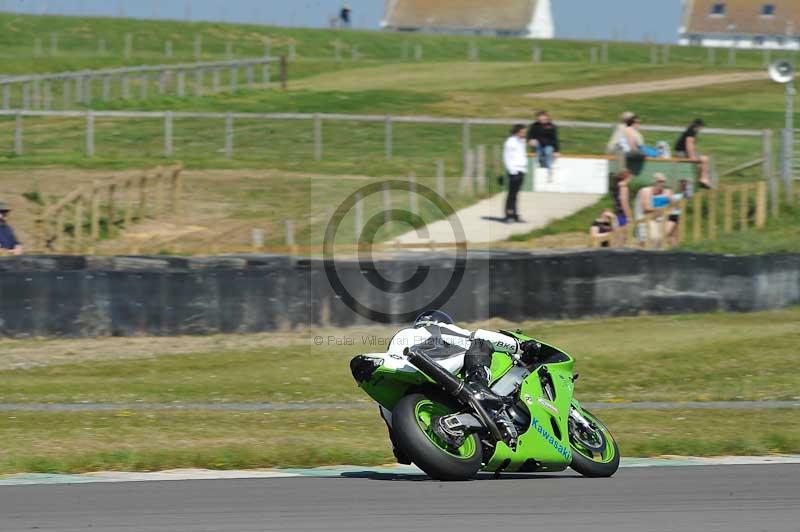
[769, 60, 795, 84]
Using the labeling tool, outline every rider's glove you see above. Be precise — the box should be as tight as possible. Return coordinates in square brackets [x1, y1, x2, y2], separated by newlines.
[519, 340, 542, 364]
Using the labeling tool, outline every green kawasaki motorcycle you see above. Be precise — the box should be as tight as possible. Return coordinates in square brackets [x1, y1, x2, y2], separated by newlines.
[350, 326, 620, 481]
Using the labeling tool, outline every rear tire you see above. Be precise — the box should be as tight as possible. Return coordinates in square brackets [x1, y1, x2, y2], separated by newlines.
[569, 408, 620, 478]
[392, 393, 483, 481]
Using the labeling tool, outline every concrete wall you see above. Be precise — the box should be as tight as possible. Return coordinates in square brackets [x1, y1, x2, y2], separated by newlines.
[0, 250, 798, 337]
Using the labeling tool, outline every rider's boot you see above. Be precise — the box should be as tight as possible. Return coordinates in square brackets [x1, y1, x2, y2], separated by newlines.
[462, 338, 507, 408]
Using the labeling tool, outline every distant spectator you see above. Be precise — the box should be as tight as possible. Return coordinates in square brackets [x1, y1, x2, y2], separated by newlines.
[0, 202, 22, 255]
[675, 118, 711, 189]
[634, 173, 673, 247]
[606, 111, 635, 154]
[667, 178, 693, 246]
[589, 209, 618, 247]
[618, 115, 660, 176]
[612, 169, 634, 245]
[503, 124, 528, 223]
[340, 4, 352, 28]
[526, 111, 560, 170]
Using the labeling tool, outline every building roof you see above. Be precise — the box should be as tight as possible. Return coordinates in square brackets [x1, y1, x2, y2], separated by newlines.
[682, 0, 800, 36]
[383, 0, 538, 32]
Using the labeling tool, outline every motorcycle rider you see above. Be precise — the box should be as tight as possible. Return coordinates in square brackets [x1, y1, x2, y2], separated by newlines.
[383, 311, 541, 460]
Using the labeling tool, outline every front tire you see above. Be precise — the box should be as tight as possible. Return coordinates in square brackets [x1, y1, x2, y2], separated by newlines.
[568, 408, 620, 478]
[392, 393, 483, 481]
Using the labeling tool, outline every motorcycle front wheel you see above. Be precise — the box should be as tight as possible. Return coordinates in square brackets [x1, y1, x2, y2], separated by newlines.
[568, 407, 620, 478]
[392, 393, 483, 481]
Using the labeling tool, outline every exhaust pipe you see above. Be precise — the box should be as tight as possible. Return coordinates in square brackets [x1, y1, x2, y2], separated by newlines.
[404, 347, 505, 443]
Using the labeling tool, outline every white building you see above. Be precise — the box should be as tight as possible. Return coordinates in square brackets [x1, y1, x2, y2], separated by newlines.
[679, 0, 800, 50]
[382, 0, 554, 39]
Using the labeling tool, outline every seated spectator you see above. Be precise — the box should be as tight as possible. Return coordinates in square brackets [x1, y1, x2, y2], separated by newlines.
[589, 209, 618, 247]
[634, 173, 673, 247]
[675, 118, 712, 189]
[0, 202, 22, 255]
[606, 111, 635, 154]
[526, 111, 560, 170]
[617, 115, 663, 176]
[667, 178, 693, 246]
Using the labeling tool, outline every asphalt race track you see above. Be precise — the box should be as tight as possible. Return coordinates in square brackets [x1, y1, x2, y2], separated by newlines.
[0, 465, 797, 532]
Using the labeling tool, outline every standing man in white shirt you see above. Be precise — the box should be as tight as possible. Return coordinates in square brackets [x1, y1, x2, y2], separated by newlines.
[503, 124, 528, 222]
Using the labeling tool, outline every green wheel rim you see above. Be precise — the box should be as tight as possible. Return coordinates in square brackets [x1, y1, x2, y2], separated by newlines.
[569, 409, 617, 464]
[414, 399, 477, 460]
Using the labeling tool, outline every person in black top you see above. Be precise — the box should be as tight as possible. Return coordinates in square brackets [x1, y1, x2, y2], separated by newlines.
[589, 209, 618, 247]
[0, 202, 22, 255]
[340, 4, 351, 28]
[675, 118, 711, 189]
[526, 111, 560, 170]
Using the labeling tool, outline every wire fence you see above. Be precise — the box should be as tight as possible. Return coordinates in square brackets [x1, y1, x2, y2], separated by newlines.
[0, 57, 287, 110]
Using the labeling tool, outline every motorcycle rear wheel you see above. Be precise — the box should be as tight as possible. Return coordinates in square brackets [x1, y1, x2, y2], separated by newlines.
[392, 393, 483, 481]
[568, 408, 620, 478]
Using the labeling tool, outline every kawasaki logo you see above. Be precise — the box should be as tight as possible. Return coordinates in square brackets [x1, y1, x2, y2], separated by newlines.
[532, 418, 571, 460]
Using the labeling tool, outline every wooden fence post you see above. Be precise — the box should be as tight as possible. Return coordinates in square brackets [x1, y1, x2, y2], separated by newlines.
[90, 183, 101, 240]
[262, 62, 270, 85]
[692, 193, 702, 241]
[121, 75, 129, 99]
[280, 56, 288, 90]
[138, 174, 147, 221]
[461, 120, 471, 176]
[86, 110, 95, 157]
[409, 173, 418, 215]
[139, 74, 149, 100]
[171, 165, 183, 217]
[14, 112, 22, 155]
[164, 111, 173, 157]
[123, 179, 133, 228]
[107, 182, 116, 237]
[159, 70, 168, 94]
[224, 112, 234, 159]
[677, 199, 687, 244]
[739, 186, 748, 231]
[212, 68, 221, 92]
[354, 192, 363, 242]
[708, 190, 717, 240]
[230, 66, 238, 92]
[194, 34, 202, 59]
[382, 182, 391, 224]
[102, 76, 111, 101]
[313, 113, 322, 161]
[2, 85, 9, 109]
[723, 187, 733, 233]
[476, 144, 487, 194]
[195, 68, 204, 96]
[763, 129, 777, 218]
[756, 181, 767, 228]
[707, 47, 715, 65]
[43, 81, 51, 110]
[22, 83, 30, 109]
[384, 115, 392, 160]
[246, 65, 255, 88]
[285, 220, 295, 247]
[55, 210, 65, 252]
[436, 159, 445, 198]
[74, 198, 84, 252]
[177, 70, 185, 97]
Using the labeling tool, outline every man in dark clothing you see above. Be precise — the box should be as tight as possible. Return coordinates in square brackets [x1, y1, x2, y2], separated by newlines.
[526, 110, 561, 170]
[675, 118, 711, 188]
[0, 202, 22, 255]
[340, 4, 351, 28]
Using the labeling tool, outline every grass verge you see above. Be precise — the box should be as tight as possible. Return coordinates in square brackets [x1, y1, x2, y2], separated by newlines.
[0, 408, 796, 474]
[0, 308, 798, 404]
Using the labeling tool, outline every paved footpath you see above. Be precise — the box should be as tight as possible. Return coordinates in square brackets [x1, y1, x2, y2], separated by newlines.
[396, 191, 601, 244]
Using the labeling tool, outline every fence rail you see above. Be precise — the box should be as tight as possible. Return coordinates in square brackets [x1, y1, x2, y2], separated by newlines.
[35, 164, 184, 253]
[0, 109, 767, 165]
[0, 57, 287, 110]
[590, 181, 768, 249]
